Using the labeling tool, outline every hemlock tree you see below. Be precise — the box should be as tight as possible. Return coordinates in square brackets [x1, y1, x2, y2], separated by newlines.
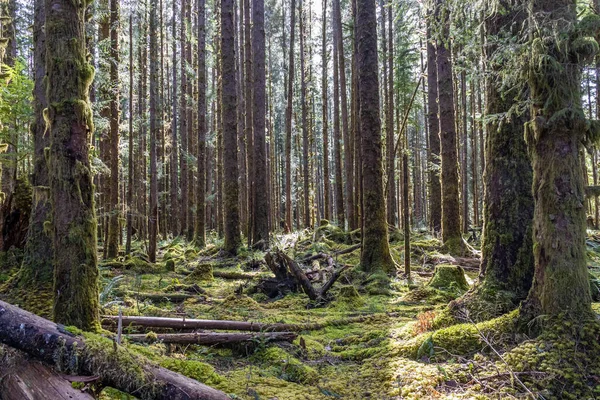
[435, 0, 463, 253]
[222, 0, 241, 255]
[523, 0, 594, 318]
[196, 0, 207, 247]
[46, 0, 99, 330]
[251, 0, 269, 248]
[356, 0, 394, 275]
[148, 0, 159, 262]
[448, 0, 534, 322]
[19, 0, 53, 290]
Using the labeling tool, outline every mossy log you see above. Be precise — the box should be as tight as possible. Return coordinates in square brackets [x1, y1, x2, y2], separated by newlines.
[0, 300, 230, 400]
[126, 331, 297, 345]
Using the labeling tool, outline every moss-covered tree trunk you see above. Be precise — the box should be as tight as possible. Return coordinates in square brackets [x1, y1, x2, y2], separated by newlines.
[46, 0, 99, 330]
[435, 0, 462, 253]
[19, 0, 53, 288]
[332, 4, 345, 227]
[523, 0, 592, 318]
[426, 6, 441, 234]
[357, 0, 394, 275]
[478, 0, 533, 301]
[105, 0, 120, 259]
[222, 0, 241, 255]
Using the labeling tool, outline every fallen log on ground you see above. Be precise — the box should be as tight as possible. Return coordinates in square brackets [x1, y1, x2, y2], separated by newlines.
[103, 315, 303, 332]
[212, 270, 256, 280]
[0, 300, 230, 400]
[103, 312, 405, 334]
[0, 347, 95, 400]
[126, 331, 297, 345]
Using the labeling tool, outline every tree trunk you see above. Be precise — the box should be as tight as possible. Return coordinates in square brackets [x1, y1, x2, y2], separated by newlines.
[126, 13, 134, 253]
[435, 0, 462, 252]
[196, 0, 207, 247]
[300, 0, 310, 229]
[222, 0, 241, 254]
[19, 0, 53, 288]
[252, 0, 269, 247]
[332, 7, 345, 227]
[126, 331, 297, 345]
[106, 0, 120, 259]
[478, 1, 533, 302]
[180, 0, 189, 236]
[523, 0, 592, 318]
[285, 0, 296, 232]
[356, 0, 394, 275]
[321, 0, 331, 221]
[148, 0, 159, 262]
[46, 0, 99, 330]
[333, 0, 353, 230]
[170, 0, 180, 236]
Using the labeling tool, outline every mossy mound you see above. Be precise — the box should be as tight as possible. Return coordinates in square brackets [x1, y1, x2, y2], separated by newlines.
[502, 317, 600, 399]
[398, 310, 521, 360]
[253, 346, 318, 384]
[427, 264, 469, 291]
[402, 286, 460, 304]
[185, 263, 213, 282]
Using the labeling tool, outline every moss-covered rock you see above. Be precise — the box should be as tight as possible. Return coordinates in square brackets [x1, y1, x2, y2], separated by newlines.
[427, 264, 469, 291]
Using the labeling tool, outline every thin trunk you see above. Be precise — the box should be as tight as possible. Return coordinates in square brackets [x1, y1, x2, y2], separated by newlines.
[196, 0, 207, 246]
[284, 0, 296, 232]
[180, 0, 188, 235]
[299, 0, 310, 228]
[321, 0, 331, 221]
[148, 0, 159, 262]
[126, 13, 134, 254]
[170, 0, 180, 235]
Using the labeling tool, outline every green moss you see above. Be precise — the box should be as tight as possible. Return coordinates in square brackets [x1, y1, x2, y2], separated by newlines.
[253, 346, 318, 384]
[185, 262, 213, 282]
[160, 359, 223, 386]
[427, 264, 469, 291]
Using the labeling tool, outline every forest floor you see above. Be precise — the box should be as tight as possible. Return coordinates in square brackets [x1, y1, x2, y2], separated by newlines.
[2, 225, 600, 399]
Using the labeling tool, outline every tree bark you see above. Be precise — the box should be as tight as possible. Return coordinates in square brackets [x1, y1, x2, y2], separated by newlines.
[435, 0, 462, 252]
[356, 0, 394, 274]
[523, 0, 592, 318]
[126, 331, 297, 345]
[252, 0, 269, 247]
[321, 0, 331, 221]
[284, 0, 296, 232]
[148, 0, 159, 262]
[222, 0, 241, 254]
[19, 0, 53, 288]
[46, 0, 99, 330]
[106, 0, 120, 259]
[196, 0, 207, 247]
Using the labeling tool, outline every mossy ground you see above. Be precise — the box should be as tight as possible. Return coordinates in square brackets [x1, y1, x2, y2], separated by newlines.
[2, 229, 600, 399]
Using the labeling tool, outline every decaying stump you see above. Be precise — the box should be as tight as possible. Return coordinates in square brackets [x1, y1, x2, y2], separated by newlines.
[0, 300, 230, 400]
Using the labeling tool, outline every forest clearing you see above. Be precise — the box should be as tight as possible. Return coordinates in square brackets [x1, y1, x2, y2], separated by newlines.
[1, 0, 600, 398]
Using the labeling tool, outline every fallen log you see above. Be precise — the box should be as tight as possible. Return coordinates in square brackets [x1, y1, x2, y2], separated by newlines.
[103, 315, 302, 332]
[0, 300, 230, 400]
[279, 252, 320, 300]
[0, 348, 95, 400]
[103, 312, 405, 333]
[126, 331, 297, 345]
